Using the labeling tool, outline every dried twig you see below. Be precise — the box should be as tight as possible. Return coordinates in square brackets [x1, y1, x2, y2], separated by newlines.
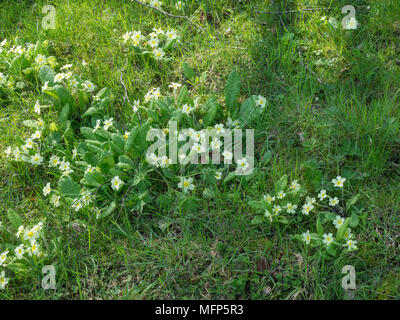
[132, 0, 205, 32]
[120, 58, 142, 124]
[256, 7, 329, 15]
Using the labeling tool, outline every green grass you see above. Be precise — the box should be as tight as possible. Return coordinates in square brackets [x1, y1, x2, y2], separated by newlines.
[0, 0, 399, 299]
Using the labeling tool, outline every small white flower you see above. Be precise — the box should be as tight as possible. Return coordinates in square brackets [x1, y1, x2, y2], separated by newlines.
[165, 29, 178, 40]
[42, 81, 50, 91]
[175, 1, 183, 10]
[192, 143, 205, 154]
[51, 194, 61, 207]
[54, 73, 64, 83]
[35, 54, 47, 65]
[153, 48, 165, 60]
[31, 153, 43, 165]
[214, 123, 225, 134]
[277, 190, 286, 199]
[29, 241, 41, 256]
[318, 189, 327, 201]
[82, 80, 95, 93]
[0, 271, 8, 289]
[302, 202, 314, 215]
[59, 160, 71, 172]
[273, 205, 281, 214]
[34, 100, 42, 114]
[71, 200, 83, 212]
[215, 171, 222, 180]
[302, 230, 311, 244]
[0, 251, 9, 266]
[332, 176, 346, 188]
[211, 138, 222, 150]
[329, 197, 339, 206]
[343, 228, 353, 240]
[264, 210, 273, 222]
[148, 37, 159, 48]
[150, 0, 162, 9]
[60, 64, 73, 70]
[168, 82, 181, 91]
[256, 95, 266, 108]
[289, 180, 300, 191]
[43, 182, 51, 196]
[322, 233, 334, 246]
[132, 100, 140, 112]
[286, 203, 297, 214]
[264, 194, 275, 204]
[178, 177, 195, 193]
[32, 130, 42, 140]
[23, 228, 38, 244]
[93, 119, 101, 132]
[344, 239, 358, 251]
[103, 118, 113, 131]
[222, 150, 233, 161]
[25, 138, 34, 149]
[158, 156, 171, 168]
[111, 176, 124, 191]
[333, 215, 345, 229]
[147, 152, 159, 166]
[122, 31, 132, 43]
[345, 17, 358, 30]
[182, 103, 193, 115]
[306, 196, 317, 204]
[13, 147, 22, 160]
[16, 225, 25, 238]
[15, 245, 25, 259]
[236, 158, 249, 170]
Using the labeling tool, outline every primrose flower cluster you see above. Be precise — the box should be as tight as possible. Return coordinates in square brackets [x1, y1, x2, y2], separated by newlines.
[121, 26, 179, 61]
[133, 0, 184, 12]
[251, 174, 359, 257]
[0, 220, 45, 290]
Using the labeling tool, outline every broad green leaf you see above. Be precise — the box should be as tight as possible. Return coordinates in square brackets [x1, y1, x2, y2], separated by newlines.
[80, 172, 104, 187]
[38, 65, 56, 85]
[97, 201, 117, 219]
[6, 262, 28, 274]
[349, 213, 360, 228]
[125, 123, 150, 157]
[58, 178, 81, 199]
[82, 106, 100, 118]
[80, 127, 96, 140]
[238, 96, 257, 124]
[176, 85, 188, 108]
[182, 62, 196, 80]
[7, 209, 23, 230]
[248, 200, 263, 210]
[59, 103, 70, 127]
[346, 194, 360, 211]
[251, 216, 264, 225]
[326, 244, 337, 256]
[224, 70, 241, 113]
[274, 175, 288, 193]
[223, 172, 236, 184]
[98, 151, 115, 172]
[202, 97, 218, 126]
[277, 215, 289, 224]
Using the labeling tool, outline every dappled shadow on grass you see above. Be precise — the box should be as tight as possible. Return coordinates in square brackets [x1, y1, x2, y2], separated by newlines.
[244, 0, 400, 179]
